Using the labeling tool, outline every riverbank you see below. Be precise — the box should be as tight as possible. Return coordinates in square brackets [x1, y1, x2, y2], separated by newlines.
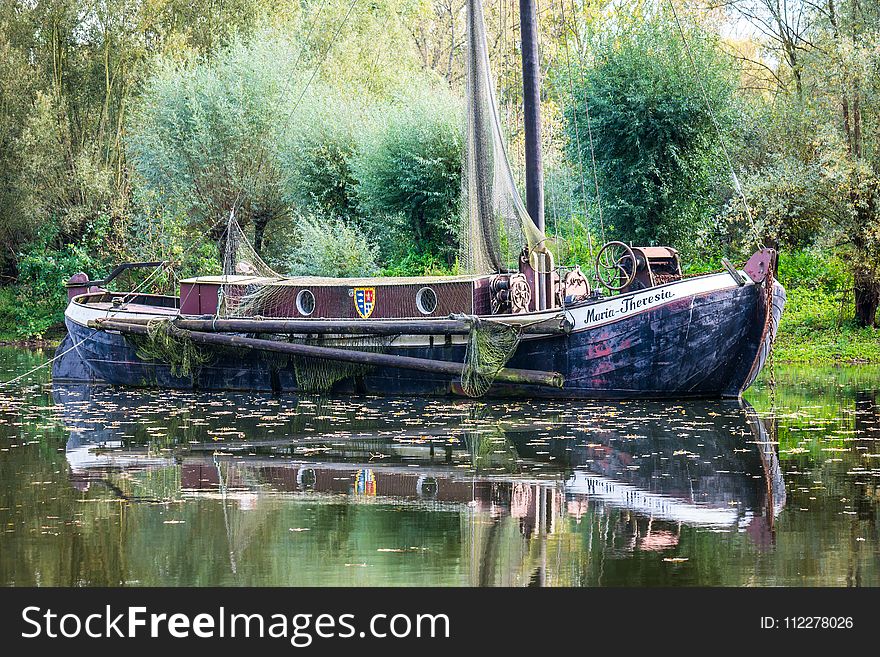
[769, 275, 880, 364]
[772, 325, 880, 364]
[0, 338, 61, 348]
[0, 286, 64, 347]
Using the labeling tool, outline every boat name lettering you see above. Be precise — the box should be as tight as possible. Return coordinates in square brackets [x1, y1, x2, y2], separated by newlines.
[584, 289, 675, 325]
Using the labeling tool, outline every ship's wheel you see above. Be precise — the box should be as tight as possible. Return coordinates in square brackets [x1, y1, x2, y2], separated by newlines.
[595, 241, 637, 291]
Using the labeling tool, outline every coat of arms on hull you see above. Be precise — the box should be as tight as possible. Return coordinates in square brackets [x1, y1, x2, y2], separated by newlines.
[354, 287, 376, 319]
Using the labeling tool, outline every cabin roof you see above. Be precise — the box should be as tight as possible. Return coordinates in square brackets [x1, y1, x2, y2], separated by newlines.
[179, 274, 488, 287]
[635, 246, 678, 258]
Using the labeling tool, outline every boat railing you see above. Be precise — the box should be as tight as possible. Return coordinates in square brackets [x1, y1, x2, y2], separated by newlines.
[65, 261, 167, 300]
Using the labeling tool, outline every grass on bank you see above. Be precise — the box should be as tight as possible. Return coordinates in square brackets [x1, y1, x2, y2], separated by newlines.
[2, 247, 879, 362]
[0, 286, 63, 344]
[768, 251, 880, 364]
[771, 285, 880, 363]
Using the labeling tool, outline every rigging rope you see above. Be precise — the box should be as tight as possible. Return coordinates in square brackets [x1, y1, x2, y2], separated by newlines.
[0, 335, 92, 389]
[664, 0, 762, 249]
[0, 256, 177, 389]
[287, 0, 360, 123]
[566, 0, 607, 248]
[558, 0, 596, 262]
[570, 1, 607, 248]
[228, 0, 358, 233]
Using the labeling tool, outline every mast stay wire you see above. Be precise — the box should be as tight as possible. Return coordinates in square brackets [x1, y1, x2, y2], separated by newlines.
[558, 0, 597, 263]
[664, 0, 763, 249]
[566, 0, 606, 249]
[285, 0, 360, 125]
[535, 0, 560, 255]
[228, 0, 357, 234]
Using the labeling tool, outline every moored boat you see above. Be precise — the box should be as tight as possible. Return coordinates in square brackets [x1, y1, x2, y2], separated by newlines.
[54, 247, 784, 398]
[51, 0, 785, 399]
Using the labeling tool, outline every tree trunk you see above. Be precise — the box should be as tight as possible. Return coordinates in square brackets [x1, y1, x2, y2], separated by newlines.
[213, 225, 227, 268]
[253, 211, 269, 257]
[413, 208, 425, 246]
[854, 267, 880, 327]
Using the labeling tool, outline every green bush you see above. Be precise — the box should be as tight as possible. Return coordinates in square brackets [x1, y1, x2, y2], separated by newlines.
[284, 215, 379, 278]
[0, 217, 113, 339]
[381, 248, 456, 277]
[352, 88, 463, 265]
[776, 250, 848, 294]
[564, 9, 739, 251]
[278, 87, 367, 218]
[127, 36, 291, 255]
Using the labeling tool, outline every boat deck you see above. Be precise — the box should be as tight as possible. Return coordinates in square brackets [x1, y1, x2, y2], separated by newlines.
[86, 301, 179, 316]
[179, 274, 489, 287]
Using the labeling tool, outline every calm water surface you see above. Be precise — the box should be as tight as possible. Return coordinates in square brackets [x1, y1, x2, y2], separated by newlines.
[1, 346, 878, 586]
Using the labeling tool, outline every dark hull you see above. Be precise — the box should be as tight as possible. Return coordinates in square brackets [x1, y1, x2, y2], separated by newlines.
[56, 277, 785, 399]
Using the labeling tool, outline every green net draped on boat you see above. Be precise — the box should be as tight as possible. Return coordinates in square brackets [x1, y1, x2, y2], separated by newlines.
[459, 316, 522, 397]
[129, 319, 214, 381]
[287, 335, 396, 393]
[130, 319, 395, 393]
[219, 215, 289, 318]
[461, 0, 549, 274]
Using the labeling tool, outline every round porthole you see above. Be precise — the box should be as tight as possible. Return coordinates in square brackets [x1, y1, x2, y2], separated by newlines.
[416, 287, 437, 315]
[416, 476, 439, 500]
[297, 468, 317, 491]
[296, 289, 316, 316]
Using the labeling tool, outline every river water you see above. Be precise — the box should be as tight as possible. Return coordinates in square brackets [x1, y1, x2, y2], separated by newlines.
[0, 346, 878, 586]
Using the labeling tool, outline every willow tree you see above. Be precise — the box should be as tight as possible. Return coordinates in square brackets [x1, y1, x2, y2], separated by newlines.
[730, 0, 880, 326]
[0, 0, 286, 271]
[819, 0, 880, 326]
[127, 37, 291, 257]
[564, 9, 740, 253]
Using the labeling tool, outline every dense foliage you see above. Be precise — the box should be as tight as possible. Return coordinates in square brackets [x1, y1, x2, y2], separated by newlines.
[1, 0, 880, 352]
[127, 38, 290, 257]
[353, 89, 463, 266]
[563, 12, 740, 251]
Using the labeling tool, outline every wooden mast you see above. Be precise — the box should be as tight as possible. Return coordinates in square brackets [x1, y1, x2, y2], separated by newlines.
[519, 0, 544, 231]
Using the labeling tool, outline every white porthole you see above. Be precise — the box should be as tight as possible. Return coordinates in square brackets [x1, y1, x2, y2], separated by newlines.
[416, 475, 439, 499]
[416, 287, 438, 315]
[296, 289, 316, 316]
[297, 468, 317, 490]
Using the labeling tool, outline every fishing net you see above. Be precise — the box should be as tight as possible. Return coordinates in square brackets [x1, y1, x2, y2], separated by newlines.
[288, 336, 397, 393]
[256, 343, 291, 372]
[129, 319, 214, 381]
[219, 214, 288, 317]
[461, 0, 549, 274]
[458, 315, 522, 397]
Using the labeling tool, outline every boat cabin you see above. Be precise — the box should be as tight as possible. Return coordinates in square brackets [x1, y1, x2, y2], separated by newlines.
[74, 244, 683, 322]
[179, 274, 497, 319]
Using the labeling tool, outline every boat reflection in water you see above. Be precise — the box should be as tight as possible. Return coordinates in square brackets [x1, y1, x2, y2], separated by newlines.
[55, 385, 785, 584]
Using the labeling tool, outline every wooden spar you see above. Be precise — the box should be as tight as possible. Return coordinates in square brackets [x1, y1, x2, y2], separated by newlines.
[93, 319, 565, 389]
[520, 0, 544, 231]
[96, 316, 572, 336]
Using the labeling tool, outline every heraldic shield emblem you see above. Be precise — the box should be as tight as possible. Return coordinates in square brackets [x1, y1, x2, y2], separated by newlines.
[354, 287, 376, 319]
